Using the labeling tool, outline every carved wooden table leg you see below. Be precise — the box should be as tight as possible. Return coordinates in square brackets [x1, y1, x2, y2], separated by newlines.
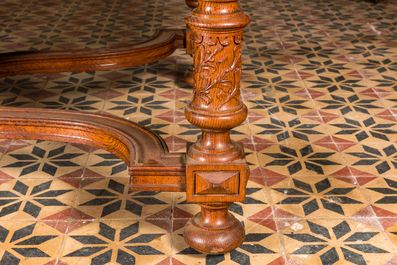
[183, 0, 251, 254]
[0, 0, 250, 254]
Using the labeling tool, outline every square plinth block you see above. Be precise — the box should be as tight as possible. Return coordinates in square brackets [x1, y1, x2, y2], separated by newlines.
[186, 158, 249, 203]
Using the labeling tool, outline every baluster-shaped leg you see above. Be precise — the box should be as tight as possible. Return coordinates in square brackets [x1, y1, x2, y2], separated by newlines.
[183, 0, 251, 254]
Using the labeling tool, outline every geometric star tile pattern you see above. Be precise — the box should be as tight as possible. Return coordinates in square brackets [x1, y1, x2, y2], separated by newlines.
[1, 0, 397, 264]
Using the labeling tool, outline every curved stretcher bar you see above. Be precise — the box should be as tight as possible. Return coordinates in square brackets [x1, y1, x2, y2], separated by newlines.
[0, 29, 185, 77]
[0, 107, 186, 191]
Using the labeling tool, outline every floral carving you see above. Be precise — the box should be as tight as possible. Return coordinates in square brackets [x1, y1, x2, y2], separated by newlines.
[192, 34, 243, 110]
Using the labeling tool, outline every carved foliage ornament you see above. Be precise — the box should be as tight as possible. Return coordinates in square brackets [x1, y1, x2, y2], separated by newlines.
[192, 33, 243, 111]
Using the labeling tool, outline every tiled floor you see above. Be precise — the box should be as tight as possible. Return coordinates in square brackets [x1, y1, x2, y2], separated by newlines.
[1, 0, 397, 264]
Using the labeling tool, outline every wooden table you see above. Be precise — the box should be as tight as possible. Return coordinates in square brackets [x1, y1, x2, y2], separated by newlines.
[0, 0, 250, 254]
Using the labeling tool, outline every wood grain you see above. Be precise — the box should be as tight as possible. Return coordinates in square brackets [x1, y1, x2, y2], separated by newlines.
[0, 29, 185, 77]
[0, 107, 186, 192]
[0, 0, 250, 253]
[183, 0, 251, 254]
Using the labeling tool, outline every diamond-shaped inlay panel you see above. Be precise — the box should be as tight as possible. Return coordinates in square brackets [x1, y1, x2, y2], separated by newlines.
[195, 171, 240, 195]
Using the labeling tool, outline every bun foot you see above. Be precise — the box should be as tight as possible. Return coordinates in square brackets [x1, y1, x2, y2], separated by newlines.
[183, 203, 245, 254]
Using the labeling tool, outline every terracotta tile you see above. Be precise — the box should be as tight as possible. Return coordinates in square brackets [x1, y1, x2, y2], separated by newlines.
[0, 141, 88, 179]
[34, 93, 105, 113]
[245, 92, 316, 118]
[258, 142, 347, 177]
[60, 220, 170, 264]
[326, 116, 397, 143]
[75, 177, 172, 219]
[295, 58, 358, 76]
[0, 221, 64, 265]
[85, 149, 129, 178]
[314, 93, 387, 117]
[343, 143, 397, 177]
[250, 115, 329, 145]
[1, 0, 397, 262]
[282, 218, 394, 265]
[363, 178, 397, 215]
[269, 176, 368, 218]
[0, 178, 77, 220]
[385, 222, 397, 253]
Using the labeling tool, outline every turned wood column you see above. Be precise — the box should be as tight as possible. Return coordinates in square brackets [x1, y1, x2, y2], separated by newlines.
[183, 0, 250, 254]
